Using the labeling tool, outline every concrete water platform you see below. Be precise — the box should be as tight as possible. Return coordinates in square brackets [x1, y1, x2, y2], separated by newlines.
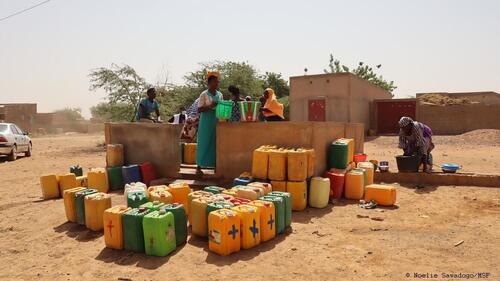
[374, 171, 500, 187]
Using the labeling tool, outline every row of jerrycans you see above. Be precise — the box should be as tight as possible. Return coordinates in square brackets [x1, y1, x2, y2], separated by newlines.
[103, 202, 188, 257]
[63, 187, 112, 231]
[204, 192, 292, 256]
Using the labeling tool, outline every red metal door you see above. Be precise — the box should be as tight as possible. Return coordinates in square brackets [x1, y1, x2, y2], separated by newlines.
[377, 100, 416, 134]
[308, 99, 326, 121]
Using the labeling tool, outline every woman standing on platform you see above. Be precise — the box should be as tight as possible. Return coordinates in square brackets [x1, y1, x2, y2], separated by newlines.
[196, 71, 223, 174]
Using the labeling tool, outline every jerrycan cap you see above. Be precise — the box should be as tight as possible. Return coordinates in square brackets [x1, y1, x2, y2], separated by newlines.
[226, 210, 236, 217]
[159, 209, 166, 215]
[172, 202, 180, 206]
[248, 207, 256, 213]
[263, 202, 271, 207]
[139, 207, 146, 212]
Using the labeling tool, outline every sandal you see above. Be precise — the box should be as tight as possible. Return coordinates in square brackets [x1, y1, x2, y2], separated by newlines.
[359, 200, 378, 209]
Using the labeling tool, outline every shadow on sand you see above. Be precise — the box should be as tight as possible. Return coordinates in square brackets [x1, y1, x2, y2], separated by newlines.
[54, 222, 103, 242]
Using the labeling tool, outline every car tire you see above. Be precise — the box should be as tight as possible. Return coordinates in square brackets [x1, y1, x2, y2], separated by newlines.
[25, 142, 32, 157]
[8, 145, 17, 161]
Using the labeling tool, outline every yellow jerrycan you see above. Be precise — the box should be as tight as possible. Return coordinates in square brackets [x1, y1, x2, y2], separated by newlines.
[40, 174, 60, 199]
[84, 192, 112, 231]
[287, 149, 308, 181]
[103, 205, 131, 249]
[236, 186, 264, 201]
[63, 187, 87, 222]
[87, 168, 109, 193]
[268, 149, 287, 181]
[168, 182, 192, 214]
[345, 170, 364, 200]
[249, 200, 276, 242]
[58, 173, 77, 195]
[208, 209, 241, 256]
[252, 146, 270, 179]
[270, 181, 286, 192]
[286, 181, 307, 211]
[76, 175, 88, 187]
[231, 205, 261, 249]
[247, 182, 272, 195]
[149, 189, 173, 205]
[190, 197, 214, 237]
[364, 184, 397, 206]
[106, 144, 124, 167]
[183, 143, 197, 164]
[301, 148, 316, 178]
[357, 162, 374, 186]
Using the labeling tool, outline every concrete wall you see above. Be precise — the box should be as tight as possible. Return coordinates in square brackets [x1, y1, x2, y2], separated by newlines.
[104, 121, 365, 180]
[105, 123, 183, 178]
[418, 104, 500, 135]
[289, 73, 392, 132]
[216, 121, 364, 179]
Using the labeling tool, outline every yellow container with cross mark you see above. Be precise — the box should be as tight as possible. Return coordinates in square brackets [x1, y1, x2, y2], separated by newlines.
[231, 204, 261, 249]
[103, 205, 131, 250]
[208, 209, 241, 256]
[249, 200, 276, 242]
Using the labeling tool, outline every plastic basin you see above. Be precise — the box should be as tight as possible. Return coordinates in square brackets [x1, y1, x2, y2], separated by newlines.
[395, 155, 420, 172]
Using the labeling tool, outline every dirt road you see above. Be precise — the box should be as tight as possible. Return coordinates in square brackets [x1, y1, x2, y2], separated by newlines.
[0, 134, 498, 281]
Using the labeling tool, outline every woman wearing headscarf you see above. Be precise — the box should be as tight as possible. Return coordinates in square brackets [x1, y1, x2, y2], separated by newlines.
[196, 71, 223, 174]
[181, 98, 200, 142]
[260, 88, 284, 121]
[398, 116, 435, 172]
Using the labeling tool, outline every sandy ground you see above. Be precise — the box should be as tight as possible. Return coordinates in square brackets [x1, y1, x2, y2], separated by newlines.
[0, 133, 499, 281]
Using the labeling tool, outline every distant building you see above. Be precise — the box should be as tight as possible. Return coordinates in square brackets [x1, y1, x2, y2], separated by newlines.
[0, 103, 102, 134]
[289, 72, 392, 131]
[0, 103, 37, 131]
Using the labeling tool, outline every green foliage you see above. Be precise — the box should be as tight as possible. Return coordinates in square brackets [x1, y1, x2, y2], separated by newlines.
[184, 61, 264, 99]
[156, 85, 199, 119]
[89, 61, 291, 121]
[53, 107, 84, 121]
[89, 64, 151, 106]
[324, 54, 397, 94]
[90, 102, 135, 122]
[261, 72, 289, 98]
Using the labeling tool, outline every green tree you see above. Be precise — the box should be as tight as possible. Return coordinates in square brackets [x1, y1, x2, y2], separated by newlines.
[89, 64, 152, 121]
[54, 107, 84, 121]
[90, 102, 134, 122]
[261, 72, 289, 98]
[324, 54, 397, 94]
[184, 61, 264, 99]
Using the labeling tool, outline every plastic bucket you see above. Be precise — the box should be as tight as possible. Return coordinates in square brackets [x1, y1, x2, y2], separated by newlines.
[395, 155, 420, 172]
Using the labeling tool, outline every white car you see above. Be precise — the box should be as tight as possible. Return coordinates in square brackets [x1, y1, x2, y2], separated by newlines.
[0, 123, 32, 161]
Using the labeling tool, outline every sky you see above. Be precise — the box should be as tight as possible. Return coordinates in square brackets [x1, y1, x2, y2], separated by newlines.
[1, 0, 499, 118]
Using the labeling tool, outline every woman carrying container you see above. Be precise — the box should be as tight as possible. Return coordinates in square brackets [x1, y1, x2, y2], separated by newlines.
[398, 116, 435, 172]
[228, 85, 243, 122]
[260, 88, 284, 121]
[196, 71, 223, 174]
